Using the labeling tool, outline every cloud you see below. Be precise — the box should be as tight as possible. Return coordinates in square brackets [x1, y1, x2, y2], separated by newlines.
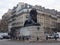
[0, 0, 60, 19]
[0, 9, 8, 19]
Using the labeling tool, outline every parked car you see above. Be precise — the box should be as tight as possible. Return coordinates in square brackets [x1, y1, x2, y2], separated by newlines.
[0, 35, 3, 40]
[0, 33, 4, 40]
[2, 33, 10, 39]
[45, 33, 59, 40]
[54, 33, 59, 40]
[56, 32, 60, 38]
[46, 34, 54, 40]
[48, 34, 54, 39]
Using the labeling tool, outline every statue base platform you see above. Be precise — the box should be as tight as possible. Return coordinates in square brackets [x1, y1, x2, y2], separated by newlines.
[20, 26, 46, 41]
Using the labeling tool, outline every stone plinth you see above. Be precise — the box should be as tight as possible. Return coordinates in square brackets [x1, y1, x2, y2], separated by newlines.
[20, 26, 45, 41]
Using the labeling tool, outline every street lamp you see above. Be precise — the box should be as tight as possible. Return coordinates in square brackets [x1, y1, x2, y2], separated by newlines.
[37, 26, 40, 31]
[37, 26, 40, 41]
[27, 5, 29, 13]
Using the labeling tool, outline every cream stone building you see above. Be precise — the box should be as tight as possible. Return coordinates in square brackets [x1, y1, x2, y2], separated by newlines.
[36, 9, 57, 34]
[6, 3, 57, 34]
[2, 9, 12, 32]
[2, 2, 60, 40]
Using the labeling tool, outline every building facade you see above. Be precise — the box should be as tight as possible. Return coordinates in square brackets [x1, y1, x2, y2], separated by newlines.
[2, 2, 60, 40]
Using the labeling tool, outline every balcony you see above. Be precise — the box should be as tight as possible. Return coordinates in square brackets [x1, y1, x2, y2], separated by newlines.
[8, 18, 16, 23]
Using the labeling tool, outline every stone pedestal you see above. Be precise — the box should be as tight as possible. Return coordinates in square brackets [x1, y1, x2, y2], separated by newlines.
[20, 26, 45, 41]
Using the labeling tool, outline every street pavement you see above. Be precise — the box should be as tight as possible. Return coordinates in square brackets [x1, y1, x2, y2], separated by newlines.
[0, 39, 60, 45]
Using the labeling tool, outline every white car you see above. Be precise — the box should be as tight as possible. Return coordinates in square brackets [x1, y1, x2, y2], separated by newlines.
[2, 33, 10, 39]
[0, 33, 9, 39]
[0, 35, 3, 39]
[48, 35, 54, 39]
[45, 33, 54, 39]
[0, 33, 3, 39]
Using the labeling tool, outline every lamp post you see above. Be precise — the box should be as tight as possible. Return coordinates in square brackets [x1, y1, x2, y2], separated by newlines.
[37, 26, 40, 41]
[37, 26, 40, 31]
[27, 5, 29, 13]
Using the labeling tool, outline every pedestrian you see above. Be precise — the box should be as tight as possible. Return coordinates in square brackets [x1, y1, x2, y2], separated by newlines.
[54, 32, 58, 40]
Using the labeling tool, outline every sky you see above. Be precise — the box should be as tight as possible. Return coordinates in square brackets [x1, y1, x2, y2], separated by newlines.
[0, 0, 60, 19]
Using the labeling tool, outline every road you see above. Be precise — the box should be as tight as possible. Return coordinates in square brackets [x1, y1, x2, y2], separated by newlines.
[0, 39, 60, 45]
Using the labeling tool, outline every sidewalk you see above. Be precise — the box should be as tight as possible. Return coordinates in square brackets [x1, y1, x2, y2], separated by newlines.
[28, 39, 60, 43]
[8, 39, 60, 43]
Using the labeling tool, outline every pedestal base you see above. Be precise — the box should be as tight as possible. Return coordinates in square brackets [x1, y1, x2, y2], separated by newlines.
[20, 26, 46, 41]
